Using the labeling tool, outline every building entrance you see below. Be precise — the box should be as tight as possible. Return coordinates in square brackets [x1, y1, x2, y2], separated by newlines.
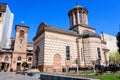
[16, 63, 21, 71]
[53, 54, 62, 72]
[0, 62, 9, 71]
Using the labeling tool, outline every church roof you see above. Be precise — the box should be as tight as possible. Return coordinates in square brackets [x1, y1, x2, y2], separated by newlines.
[82, 30, 101, 39]
[82, 30, 96, 35]
[46, 24, 78, 34]
[73, 4, 84, 9]
[33, 22, 79, 41]
[33, 22, 101, 41]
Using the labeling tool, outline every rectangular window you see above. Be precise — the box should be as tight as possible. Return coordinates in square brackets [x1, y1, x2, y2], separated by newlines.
[66, 46, 70, 60]
[20, 39, 23, 48]
[97, 48, 101, 60]
[75, 12, 77, 24]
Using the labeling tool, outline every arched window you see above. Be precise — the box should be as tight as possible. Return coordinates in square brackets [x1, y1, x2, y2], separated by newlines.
[4, 55, 9, 61]
[19, 30, 24, 38]
[28, 57, 32, 62]
[17, 56, 22, 61]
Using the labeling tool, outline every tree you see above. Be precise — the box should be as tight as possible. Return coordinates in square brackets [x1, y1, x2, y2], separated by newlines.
[22, 62, 28, 70]
[116, 32, 120, 53]
[110, 52, 120, 64]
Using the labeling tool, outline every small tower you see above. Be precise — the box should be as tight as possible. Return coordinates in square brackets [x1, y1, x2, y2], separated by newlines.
[13, 25, 29, 52]
[12, 25, 29, 71]
[68, 3, 88, 31]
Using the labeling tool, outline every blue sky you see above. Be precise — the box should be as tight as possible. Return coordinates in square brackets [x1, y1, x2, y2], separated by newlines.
[1, 0, 120, 42]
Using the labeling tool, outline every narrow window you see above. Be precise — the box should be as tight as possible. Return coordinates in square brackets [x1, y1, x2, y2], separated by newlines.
[97, 48, 101, 60]
[20, 39, 22, 44]
[19, 30, 24, 38]
[75, 12, 77, 24]
[79, 12, 82, 23]
[20, 39, 22, 48]
[17, 56, 22, 61]
[28, 57, 32, 62]
[4, 55, 9, 61]
[66, 46, 70, 60]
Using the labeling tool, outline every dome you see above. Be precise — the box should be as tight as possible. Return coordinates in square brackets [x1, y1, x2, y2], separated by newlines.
[73, 4, 84, 9]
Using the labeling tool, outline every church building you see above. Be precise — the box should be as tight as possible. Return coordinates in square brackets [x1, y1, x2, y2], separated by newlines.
[33, 4, 109, 72]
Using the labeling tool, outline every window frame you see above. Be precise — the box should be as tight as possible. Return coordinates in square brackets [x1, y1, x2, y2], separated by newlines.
[17, 56, 22, 61]
[66, 46, 70, 60]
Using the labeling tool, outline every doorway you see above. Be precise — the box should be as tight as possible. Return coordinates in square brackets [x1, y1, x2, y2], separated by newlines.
[53, 54, 62, 72]
[16, 63, 21, 71]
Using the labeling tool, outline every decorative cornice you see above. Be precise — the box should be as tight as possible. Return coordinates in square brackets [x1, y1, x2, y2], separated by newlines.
[15, 25, 29, 30]
[33, 28, 45, 41]
[68, 7, 88, 16]
[12, 52, 26, 54]
[33, 22, 80, 41]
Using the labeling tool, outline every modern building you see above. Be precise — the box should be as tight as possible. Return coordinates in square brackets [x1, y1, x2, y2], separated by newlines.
[0, 3, 14, 50]
[101, 32, 118, 53]
[33, 4, 109, 72]
[0, 24, 33, 71]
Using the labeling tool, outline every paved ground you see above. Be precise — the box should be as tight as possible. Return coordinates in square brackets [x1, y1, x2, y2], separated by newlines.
[0, 72, 40, 80]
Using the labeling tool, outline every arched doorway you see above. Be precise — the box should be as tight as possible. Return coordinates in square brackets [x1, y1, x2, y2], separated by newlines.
[53, 54, 62, 72]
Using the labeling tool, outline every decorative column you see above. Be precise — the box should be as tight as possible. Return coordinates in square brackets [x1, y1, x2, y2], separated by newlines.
[72, 12, 76, 25]
[80, 13, 82, 24]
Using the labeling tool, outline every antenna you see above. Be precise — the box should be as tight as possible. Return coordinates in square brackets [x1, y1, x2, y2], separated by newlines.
[21, 21, 24, 26]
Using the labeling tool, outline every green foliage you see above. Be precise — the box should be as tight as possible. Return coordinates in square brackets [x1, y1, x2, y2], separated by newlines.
[116, 32, 120, 53]
[22, 62, 28, 67]
[110, 52, 120, 63]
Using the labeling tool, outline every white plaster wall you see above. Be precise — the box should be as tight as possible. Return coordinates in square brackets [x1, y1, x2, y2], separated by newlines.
[101, 33, 118, 53]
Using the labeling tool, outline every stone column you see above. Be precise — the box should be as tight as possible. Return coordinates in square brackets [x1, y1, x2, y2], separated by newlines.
[81, 12, 84, 24]
[80, 13, 82, 24]
[72, 12, 76, 25]
[83, 13, 86, 24]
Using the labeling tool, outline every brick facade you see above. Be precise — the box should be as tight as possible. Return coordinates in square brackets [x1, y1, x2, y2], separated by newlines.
[33, 4, 109, 72]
